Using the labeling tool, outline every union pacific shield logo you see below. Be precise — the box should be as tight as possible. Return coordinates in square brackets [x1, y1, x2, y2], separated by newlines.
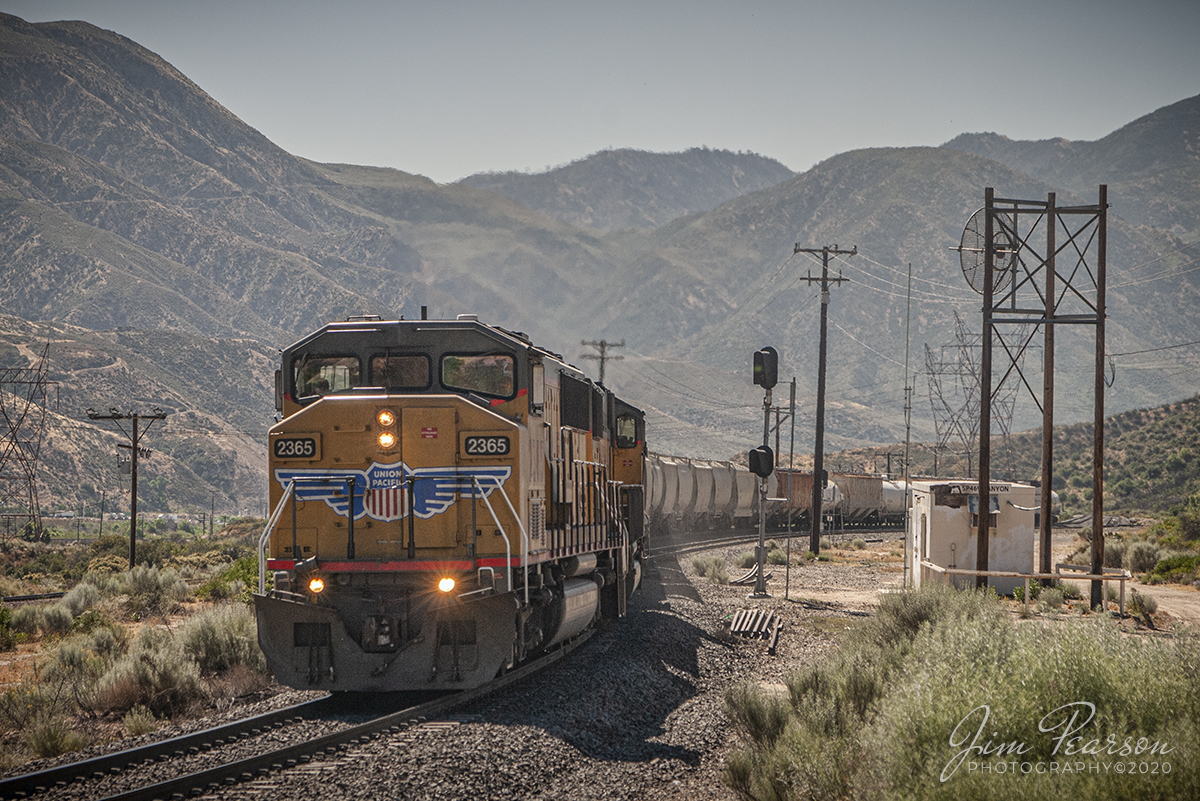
[274, 462, 512, 522]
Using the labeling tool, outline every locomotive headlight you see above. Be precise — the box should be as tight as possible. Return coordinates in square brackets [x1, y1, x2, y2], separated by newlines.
[377, 409, 397, 428]
[378, 431, 397, 449]
[308, 576, 325, 594]
[438, 577, 456, 593]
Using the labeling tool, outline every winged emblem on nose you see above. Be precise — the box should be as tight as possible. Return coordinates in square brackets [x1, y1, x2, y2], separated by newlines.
[273, 462, 512, 522]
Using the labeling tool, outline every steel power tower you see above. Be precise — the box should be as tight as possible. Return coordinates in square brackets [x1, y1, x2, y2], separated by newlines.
[958, 187, 1108, 606]
[794, 243, 855, 555]
[0, 344, 56, 539]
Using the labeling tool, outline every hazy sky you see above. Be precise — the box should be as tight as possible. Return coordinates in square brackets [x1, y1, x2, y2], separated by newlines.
[3, 0, 1198, 183]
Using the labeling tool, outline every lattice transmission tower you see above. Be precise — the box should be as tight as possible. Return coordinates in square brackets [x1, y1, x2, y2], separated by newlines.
[0, 344, 55, 538]
[925, 312, 1027, 477]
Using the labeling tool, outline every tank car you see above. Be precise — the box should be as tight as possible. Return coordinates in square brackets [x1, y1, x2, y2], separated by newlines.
[254, 315, 647, 692]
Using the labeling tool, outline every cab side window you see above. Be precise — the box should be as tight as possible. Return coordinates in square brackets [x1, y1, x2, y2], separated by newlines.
[616, 415, 639, 449]
[441, 353, 515, 398]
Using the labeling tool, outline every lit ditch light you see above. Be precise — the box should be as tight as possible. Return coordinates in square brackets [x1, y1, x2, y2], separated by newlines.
[438, 577, 456, 593]
[308, 576, 326, 594]
[377, 408, 398, 449]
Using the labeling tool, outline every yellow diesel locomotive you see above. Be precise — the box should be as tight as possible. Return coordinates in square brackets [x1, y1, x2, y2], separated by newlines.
[254, 314, 647, 692]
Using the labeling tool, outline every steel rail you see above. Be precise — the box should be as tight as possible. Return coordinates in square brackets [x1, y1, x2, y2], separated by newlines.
[0, 696, 335, 800]
[92, 630, 595, 801]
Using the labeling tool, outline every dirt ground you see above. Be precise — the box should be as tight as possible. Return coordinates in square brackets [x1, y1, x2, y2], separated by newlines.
[750, 525, 1200, 628]
[1046, 525, 1200, 627]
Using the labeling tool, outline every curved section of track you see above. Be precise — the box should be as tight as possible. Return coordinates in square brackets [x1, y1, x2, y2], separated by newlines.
[0, 696, 335, 800]
[1, 631, 594, 801]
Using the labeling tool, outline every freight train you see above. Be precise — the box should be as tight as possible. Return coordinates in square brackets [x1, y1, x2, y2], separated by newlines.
[254, 315, 646, 692]
[644, 455, 908, 532]
[644, 454, 1060, 533]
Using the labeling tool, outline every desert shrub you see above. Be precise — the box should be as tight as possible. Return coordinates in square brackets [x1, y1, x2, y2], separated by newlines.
[1128, 541, 1163, 574]
[1012, 581, 1041, 603]
[1039, 586, 1065, 611]
[0, 606, 16, 651]
[766, 548, 790, 565]
[725, 681, 790, 747]
[61, 582, 101, 617]
[80, 573, 121, 595]
[42, 639, 107, 713]
[40, 605, 74, 636]
[178, 604, 265, 675]
[851, 538, 866, 550]
[134, 538, 183, 568]
[73, 607, 119, 637]
[10, 605, 40, 635]
[195, 555, 261, 604]
[735, 551, 757, 570]
[725, 585, 1004, 801]
[86, 554, 128, 575]
[122, 705, 158, 736]
[1149, 552, 1200, 583]
[26, 716, 88, 758]
[1103, 540, 1126, 568]
[1056, 581, 1082, 599]
[89, 624, 123, 656]
[820, 537, 832, 551]
[691, 555, 729, 584]
[1180, 510, 1200, 541]
[725, 586, 1200, 800]
[120, 565, 190, 616]
[208, 664, 270, 706]
[95, 626, 207, 715]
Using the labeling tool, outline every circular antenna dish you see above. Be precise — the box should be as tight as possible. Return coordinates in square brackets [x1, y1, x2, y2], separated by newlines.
[959, 208, 1017, 295]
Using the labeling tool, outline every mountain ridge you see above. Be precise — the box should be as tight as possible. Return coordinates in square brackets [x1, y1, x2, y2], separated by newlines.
[1, 12, 1198, 515]
[457, 146, 794, 231]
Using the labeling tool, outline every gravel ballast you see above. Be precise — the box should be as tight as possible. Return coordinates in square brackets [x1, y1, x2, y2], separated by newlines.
[208, 534, 903, 801]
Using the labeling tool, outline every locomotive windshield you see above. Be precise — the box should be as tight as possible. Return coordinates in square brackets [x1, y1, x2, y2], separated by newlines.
[441, 353, 515, 398]
[294, 355, 360, 399]
[370, 354, 431, 390]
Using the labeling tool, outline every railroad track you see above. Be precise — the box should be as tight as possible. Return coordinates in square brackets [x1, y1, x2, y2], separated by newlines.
[651, 526, 900, 560]
[1, 631, 593, 801]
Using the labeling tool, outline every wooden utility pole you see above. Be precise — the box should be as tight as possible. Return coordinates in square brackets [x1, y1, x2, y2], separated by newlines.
[86, 408, 168, 567]
[580, 339, 625, 385]
[794, 243, 856, 555]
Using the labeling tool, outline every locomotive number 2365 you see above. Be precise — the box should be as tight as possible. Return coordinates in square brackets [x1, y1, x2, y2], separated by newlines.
[464, 436, 510, 456]
[273, 436, 319, 459]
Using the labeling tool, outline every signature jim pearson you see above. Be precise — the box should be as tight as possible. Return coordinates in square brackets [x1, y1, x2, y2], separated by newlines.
[940, 702, 1175, 782]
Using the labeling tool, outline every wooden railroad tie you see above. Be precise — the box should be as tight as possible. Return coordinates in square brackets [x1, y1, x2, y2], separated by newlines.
[729, 609, 784, 654]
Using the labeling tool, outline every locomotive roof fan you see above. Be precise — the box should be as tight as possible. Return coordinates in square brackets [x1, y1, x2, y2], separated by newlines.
[957, 207, 1017, 295]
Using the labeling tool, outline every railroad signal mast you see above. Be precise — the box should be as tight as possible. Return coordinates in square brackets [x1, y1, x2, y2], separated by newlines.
[749, 346, 777, 599]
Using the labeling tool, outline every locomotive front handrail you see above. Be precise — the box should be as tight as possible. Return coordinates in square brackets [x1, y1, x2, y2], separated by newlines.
[258, 479, 296, 594]
[472, 474, 530, 606]
[257, 475, 358, 594]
